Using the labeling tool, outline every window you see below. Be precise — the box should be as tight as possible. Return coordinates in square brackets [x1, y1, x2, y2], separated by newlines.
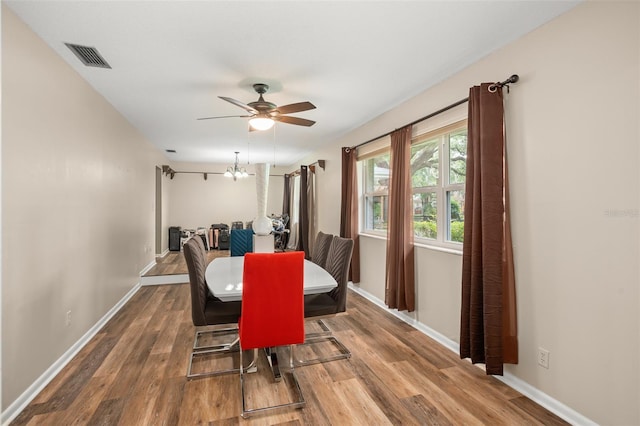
[362, 152, 390, 232]
[361, 120, 467, 247]
[446, 128, 467, 243]
[411, 136, 439, 239]
[412, 122, 467, 245]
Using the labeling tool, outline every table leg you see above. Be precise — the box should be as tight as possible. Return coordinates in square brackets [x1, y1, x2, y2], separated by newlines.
[264, 347, 282, 381]
[244, 348, 258, 374]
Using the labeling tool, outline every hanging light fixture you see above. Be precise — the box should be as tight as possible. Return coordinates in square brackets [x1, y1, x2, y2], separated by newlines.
[224, 151, 248, 181]
[248, 114, 275, 131]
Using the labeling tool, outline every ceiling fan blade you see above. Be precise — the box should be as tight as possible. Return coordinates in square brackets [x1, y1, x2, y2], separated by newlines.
[276, 101, 316, 115]
[197, 114, 251, 120]
[219, 96, 259, 114]
[275, 115, 316, 127]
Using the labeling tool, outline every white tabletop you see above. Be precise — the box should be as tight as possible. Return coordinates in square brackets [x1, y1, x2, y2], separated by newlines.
[205, 256, 337, 302]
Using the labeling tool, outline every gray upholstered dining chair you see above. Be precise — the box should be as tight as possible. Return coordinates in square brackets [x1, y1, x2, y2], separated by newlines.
[298, 236, 354, 366]
[184, 236, 242, 378]
[310, 231, 334, 268]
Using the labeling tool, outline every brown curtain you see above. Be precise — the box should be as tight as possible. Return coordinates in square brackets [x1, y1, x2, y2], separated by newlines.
[286, 175, 299, 250]
[282, 174, 291, 227]
[460, 83, 518, 376]
[281, 174, 291, 249]
[385, 125, 415, 312]
[307, 166, 317, 250]
[296, 165, 310, 258]
[340, 147, 360, 283]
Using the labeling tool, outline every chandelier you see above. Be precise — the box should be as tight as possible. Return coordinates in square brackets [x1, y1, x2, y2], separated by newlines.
[224, 151, 248, 181]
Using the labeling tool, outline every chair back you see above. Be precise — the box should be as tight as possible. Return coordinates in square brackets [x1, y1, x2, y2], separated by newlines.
[239, 251, 305, 350]
[230, 228, 254, 256]
[184, 236, 208, 326]
[311, 231, 334, 269]
[325, 237, 354, 313]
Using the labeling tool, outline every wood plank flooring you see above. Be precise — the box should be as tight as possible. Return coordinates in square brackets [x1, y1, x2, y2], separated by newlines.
[11, 260, 569, 425]
[144, 249, 229, 276]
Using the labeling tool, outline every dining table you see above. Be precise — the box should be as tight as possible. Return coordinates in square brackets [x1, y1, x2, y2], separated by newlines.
[205, 256, 337, 302]
[204, 255, 337, 380]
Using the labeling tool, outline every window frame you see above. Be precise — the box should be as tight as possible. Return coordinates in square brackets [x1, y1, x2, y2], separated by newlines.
[412, 120, 467, 250]
[359, 119, 467, 251]
[361, 150, 391, 237]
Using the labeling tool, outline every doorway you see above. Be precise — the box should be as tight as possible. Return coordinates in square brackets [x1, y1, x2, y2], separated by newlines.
[155, 166, 162, 255]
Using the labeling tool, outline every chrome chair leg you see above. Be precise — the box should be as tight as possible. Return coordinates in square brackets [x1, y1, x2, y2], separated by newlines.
[295, 335, 351, 367]
[193, 326, 238, 351]
[304, 319, 332, 338]
[296, 319, 351, 367]
[188, 337, 256, 379]
[187, 326, 240, 378]
[240, 345, 305, 419]
[188, 336, 238, 379]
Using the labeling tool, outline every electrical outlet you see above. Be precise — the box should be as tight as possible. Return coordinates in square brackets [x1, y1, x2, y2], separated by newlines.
[66, 310, 72, 327]
[538, 347, 549, 369]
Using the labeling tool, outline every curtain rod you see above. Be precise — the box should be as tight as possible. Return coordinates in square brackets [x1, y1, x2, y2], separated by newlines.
[161, 167, 285, 180]
[285, 159, 325, 178]
[309, 159, 325, 170]
[352, 74, 519, 150]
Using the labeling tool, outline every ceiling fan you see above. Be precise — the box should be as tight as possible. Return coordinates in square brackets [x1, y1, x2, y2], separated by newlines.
[197, 83, 316, 130]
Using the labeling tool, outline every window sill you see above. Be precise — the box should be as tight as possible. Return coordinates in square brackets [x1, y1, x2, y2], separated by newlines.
[359, 231, 387, 241]
[358, 232, 463, 256]
[414, 241, 463, 256]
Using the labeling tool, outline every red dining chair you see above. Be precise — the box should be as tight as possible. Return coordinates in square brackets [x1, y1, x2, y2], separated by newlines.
[238, 251, 306, 418]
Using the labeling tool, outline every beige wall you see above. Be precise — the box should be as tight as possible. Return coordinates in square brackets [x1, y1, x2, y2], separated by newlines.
[298, 2, 639, 425]
[165, 161, 285, 235]
[2, 1, 638, 424]
[1, 6, 168, 409]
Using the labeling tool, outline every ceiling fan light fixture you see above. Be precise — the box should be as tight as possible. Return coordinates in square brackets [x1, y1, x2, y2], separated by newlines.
[249, 116, 275, 131]
[199, 84, 315, 129]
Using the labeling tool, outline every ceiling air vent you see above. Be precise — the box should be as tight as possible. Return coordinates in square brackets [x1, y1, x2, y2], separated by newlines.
[64, 43, 111, 69]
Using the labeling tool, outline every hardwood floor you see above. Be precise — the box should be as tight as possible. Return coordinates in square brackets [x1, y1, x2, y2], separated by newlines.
[144, 249, 229, 276]
[11, 265, 569, 425]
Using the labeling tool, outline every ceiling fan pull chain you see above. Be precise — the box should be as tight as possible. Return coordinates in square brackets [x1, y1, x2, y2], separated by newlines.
[273, 124, 277, 167]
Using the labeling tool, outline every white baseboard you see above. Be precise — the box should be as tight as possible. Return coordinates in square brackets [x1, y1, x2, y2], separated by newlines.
[347, 283, 596, 426]
[347, 283, 460, 355]
[495, 373, 598, 426]
[1, 283, 142, 426]
[139, 259, 157, 276]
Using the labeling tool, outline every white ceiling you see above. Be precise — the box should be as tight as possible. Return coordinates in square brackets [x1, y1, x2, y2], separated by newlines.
[6, 1, 579, 167]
